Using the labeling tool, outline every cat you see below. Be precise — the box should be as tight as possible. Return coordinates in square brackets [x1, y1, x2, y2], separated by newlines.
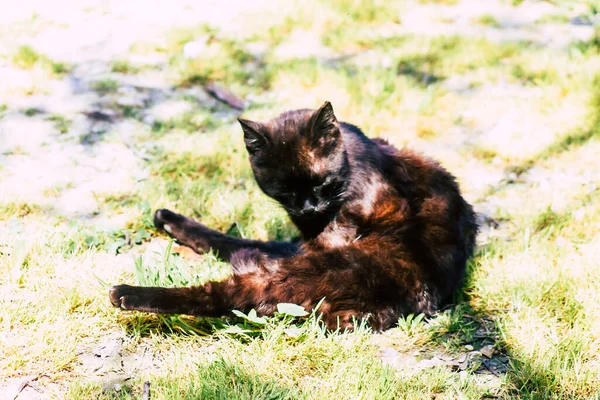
[109, 101, 478, 331]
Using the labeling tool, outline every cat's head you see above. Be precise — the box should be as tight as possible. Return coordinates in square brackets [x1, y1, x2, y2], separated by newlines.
[238, 101, 350, 219]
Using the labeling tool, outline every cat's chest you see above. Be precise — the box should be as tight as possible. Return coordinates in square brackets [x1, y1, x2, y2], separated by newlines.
[312, 219, 359, 249]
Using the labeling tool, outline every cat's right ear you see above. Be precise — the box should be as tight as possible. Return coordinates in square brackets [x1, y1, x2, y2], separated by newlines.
[238, 118, 267, 154]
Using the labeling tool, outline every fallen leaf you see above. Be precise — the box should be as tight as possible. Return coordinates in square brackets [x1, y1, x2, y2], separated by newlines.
[277, 303, 308, 317]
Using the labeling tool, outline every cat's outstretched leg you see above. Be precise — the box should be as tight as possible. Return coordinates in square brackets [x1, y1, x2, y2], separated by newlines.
[153, 209, 298, 261]
[109, 282, 236, 316]
[109, 246, 404, 331]
[108, 280, 384, 331]
[109, 258, 277, 316]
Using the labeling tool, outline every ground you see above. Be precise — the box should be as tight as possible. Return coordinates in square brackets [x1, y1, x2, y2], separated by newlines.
[1, 0, 600, 398]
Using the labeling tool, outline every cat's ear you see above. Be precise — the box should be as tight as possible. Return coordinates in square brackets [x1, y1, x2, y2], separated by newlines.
[310, 101, 340, 146]
[238, 118, 267, 154]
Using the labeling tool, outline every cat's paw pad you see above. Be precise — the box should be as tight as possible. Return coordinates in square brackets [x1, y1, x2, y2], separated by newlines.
[153, 209, 182, 233]
[109, 284, 139, 310]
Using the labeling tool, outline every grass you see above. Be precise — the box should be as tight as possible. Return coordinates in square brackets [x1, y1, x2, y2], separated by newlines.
[11, 45, 71, 76]
[474, 14, 502, 28]
[324, 0, 401, 24]
[0, 202, 41, 220]
[150, 109, 224, 136]
[536, 14, 570, 25]
[91, 78, 120, 94]
[417, 0, 459, 4]
[23, 107, 43, 116]
[12, 45, 41, 68]
[46, 114, 72, 134]
[110, 60, 139, 74]
[2, 0, 600, 399]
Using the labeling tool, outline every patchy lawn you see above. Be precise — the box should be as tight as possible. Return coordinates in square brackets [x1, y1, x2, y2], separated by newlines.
[1, 0, 600, 398]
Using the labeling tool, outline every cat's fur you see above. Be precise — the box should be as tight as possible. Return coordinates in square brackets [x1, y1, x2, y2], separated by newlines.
[109, 102, 477, 331]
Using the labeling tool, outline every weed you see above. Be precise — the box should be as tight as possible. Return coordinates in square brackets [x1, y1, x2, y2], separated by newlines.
[91, 78, 120, 94]
[23, 107, 43, 117]
[418, 0, 459, 4]
[11, 45, 71, 76]
[12, 46, 40, 69]
[474, 14, 501, 28]
[0, 202, 41, 220]
[111, 59, 139, 74]
[46, 114, 72, 134]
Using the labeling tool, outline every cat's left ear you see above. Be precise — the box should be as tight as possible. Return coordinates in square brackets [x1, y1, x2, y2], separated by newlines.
[310, 101, 340, 145]
[238, 118, 268, 154]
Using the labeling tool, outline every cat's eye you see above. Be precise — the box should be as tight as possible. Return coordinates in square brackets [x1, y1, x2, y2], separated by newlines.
[315, 177, 331, 189]
[312, 182, 325, 194]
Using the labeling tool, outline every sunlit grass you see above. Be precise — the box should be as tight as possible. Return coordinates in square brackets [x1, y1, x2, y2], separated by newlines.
[2, 0, 600, 398]
[11, 45, 71, 76]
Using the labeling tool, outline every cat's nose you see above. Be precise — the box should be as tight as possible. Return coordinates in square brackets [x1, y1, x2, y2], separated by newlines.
[300, 207, 317, 215]
[300, 200, 318, 215]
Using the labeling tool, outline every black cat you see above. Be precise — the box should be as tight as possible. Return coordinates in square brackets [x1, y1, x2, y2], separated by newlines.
[109, 101, 477, 330]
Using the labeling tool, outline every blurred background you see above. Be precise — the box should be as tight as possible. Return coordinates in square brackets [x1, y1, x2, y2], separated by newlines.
[1, 1, 600, 399]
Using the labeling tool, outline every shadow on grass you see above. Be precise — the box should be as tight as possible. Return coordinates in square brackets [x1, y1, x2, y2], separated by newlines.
[396, 54, 445, 87]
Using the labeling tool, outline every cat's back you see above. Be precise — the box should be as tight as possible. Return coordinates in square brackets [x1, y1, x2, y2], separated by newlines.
[340, 125, 477, 262]
[340, 125, 465, 217]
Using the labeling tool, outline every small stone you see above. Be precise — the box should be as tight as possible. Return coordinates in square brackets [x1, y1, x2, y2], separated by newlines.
[480, 345, 495, 359]
[469, 350, 482, 360]
[570, 16, 592, 26]
[465, 344, 474, 351]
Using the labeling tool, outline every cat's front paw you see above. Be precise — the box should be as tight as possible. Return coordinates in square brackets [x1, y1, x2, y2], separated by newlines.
[109, 284, 141, 310]
[153, 209, 183, 233]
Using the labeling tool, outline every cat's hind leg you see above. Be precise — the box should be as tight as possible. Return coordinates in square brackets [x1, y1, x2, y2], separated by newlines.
[153, 209, 298, 261]
[108, 265, 275, 316]
[109, 281, 237, 316]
